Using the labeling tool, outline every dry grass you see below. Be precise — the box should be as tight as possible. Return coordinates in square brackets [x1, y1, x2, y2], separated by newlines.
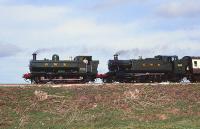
[0, 83, 200, 128]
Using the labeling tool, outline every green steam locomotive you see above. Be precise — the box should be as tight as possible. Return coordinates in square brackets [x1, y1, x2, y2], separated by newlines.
[99, 54, 200, 83]
[23, 53, 99, 84]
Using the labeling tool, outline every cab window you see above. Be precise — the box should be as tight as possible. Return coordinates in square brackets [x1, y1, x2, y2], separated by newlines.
[194, 61, 198, 67]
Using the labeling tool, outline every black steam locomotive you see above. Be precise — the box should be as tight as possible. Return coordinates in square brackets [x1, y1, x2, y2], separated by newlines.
[99, 54, 200, 83]
[23, 53, 99, 84]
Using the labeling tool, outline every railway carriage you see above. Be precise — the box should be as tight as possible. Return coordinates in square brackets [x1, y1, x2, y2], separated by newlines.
[182, 56, 200, 82]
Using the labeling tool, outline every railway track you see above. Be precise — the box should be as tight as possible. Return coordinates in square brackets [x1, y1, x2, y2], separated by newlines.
[0, 82, 198, 87]
[0, 84, 31, 87]
[0, 84, 91, 87]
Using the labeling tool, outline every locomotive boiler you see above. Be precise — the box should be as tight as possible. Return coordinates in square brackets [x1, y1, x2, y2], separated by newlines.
[23, 53, 99, 84]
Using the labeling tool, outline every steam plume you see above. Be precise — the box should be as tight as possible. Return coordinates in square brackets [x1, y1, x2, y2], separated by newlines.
[115, 48, 154, 58]
[33, 45, 111, 55]
[34, 48, 53, 54]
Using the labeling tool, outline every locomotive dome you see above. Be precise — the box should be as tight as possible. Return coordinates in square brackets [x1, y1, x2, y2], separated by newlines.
[52, 54, 59, 61]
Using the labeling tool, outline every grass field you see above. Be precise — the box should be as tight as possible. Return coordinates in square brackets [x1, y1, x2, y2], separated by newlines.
[1, 83, 200, 129]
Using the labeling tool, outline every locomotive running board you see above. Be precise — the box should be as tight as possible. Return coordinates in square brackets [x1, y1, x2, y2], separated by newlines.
[41, 77, 84, 81]
[134, 73, 165, 76]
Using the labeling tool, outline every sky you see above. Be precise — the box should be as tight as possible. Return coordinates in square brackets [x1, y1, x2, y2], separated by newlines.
[0, 0, 200, 83]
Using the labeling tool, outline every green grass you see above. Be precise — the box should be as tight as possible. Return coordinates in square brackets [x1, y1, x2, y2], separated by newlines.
[1, 84, 200, 129]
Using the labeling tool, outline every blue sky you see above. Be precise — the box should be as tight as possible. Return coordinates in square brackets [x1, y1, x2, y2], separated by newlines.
[0, 0, 200, 83]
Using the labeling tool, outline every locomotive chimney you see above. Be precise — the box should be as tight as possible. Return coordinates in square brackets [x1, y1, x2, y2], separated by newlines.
[32, 53, 37, 61]
[114, 54, 118, 60]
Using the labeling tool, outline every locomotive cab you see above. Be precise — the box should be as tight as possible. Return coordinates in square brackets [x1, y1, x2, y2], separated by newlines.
[155, 55, 178, 62]
[74, 56, 92, 64]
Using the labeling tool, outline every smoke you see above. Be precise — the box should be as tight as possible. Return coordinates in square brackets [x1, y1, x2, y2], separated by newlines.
[33, 45, 112, 56]
[33, 46, 81, 54]
[34, 48, 53, 54]
[114, 45, 178, 59]
[115, 48, 154, 59]
[0, 43, 21, 58]
[115, 48, 139, 55]
[33, 47, 89, 55]
[115, 46, 200, 59]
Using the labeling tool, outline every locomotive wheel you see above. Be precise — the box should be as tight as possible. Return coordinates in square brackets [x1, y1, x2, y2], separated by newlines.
[32, 77, 40, 84]
[191, 75, 200, 83]
[103, 78, 113, 83]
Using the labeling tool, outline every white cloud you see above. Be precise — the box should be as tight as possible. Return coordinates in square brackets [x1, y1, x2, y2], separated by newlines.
[0, 0, 10, 4]
[1, 15, 200, 52]
[158, 0, 200, 17]
[0, 43, 21, 57]
[50, 19, 200, 56]
[87, 0, 148, 10]
[55, 18, 133, 37]
[0, 5, 71, 22]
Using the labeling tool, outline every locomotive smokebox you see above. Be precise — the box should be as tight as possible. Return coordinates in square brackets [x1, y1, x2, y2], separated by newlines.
[114, 54, 118, 60]
[32, 53, 37, 61]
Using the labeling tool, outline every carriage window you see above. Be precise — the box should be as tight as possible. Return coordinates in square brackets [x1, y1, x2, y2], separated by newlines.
[194, 61, 198, 67]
